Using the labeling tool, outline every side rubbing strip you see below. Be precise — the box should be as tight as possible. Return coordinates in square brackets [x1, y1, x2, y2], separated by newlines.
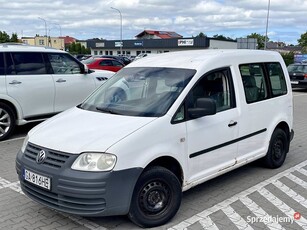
[189, 128, 267, 158]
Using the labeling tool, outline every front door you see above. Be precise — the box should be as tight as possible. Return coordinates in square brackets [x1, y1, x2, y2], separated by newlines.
[185, 68, 239, 183]
[47, 53, 96, 113]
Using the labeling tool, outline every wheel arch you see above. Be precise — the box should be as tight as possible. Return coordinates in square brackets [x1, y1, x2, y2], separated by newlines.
[0, 99, 18, 121]
[274, 121, 291, 152]
[145, 156, 184, 186]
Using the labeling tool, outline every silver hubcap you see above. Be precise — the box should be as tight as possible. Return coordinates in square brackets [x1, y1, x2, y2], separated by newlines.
[0, 108, 11, 137]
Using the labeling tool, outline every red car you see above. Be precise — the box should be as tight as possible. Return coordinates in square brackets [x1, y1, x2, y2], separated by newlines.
[82, 57, 124, 72]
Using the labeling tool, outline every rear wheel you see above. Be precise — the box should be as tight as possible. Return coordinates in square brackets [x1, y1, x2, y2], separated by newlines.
[0, 103, 16, 141]
[263, 128, 288, 169]
[128, 166, 182, 228]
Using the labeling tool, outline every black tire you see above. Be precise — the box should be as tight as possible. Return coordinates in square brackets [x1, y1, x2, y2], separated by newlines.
[0, 102, 16, 141]
[128, 166, 182, 228]
[263, 128, 288, 169]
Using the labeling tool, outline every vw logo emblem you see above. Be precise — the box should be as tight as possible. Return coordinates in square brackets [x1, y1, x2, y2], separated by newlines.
[36, 150, 46, 164]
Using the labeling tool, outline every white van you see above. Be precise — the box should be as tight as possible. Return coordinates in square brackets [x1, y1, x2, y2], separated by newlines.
[0, 44, 114, 140]
[16, 49, 294, 228]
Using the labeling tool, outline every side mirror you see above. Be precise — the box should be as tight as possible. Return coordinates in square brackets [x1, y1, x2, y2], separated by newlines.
[188, 98, 216, 119]
[81, 63, 89, 74]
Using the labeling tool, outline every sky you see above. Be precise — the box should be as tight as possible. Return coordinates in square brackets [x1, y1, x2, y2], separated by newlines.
[0, 0, 306, 45]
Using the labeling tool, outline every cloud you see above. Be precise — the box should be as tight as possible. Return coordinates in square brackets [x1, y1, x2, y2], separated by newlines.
[0, 0, 305, 44]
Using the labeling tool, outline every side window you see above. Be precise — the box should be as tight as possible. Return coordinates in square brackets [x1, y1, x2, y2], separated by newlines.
[240, 64, 268, 103]
[188, 68, 234, 113]
[48, 53, 81, 74]
[100, 60, 112, 66]
[8, 52, 47, 75]
[267, 63, 287, 96]
[0, 53, 4, 75]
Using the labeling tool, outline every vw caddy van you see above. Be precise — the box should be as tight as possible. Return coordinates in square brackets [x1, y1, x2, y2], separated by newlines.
[0, 43, 114, 141]
[16, 50, 294, 228]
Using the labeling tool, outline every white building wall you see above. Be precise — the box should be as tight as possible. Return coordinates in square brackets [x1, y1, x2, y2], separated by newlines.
[209, 40, 237, 49]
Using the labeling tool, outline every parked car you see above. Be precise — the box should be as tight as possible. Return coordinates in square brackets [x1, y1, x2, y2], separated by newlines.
[94, 55, 132, 65]
[0, 44, 114, 140]
[287, 63, 307, 88]
[82, 57, 124, 72]
[133, 53, 155, 61]
[75, 54, 92, 61]
[16, 49, 293, 228]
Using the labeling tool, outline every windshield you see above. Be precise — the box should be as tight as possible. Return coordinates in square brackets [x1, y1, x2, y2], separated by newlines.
[287, 64, 307, 73]
[80, 67, 195, 117]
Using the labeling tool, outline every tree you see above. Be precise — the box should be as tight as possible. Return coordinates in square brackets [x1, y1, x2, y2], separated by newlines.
[196, 32, 206, 37]
[10, 33, 18, 42]
[247, 33, 269, 50]
[211, 34, 235, 41]
[67, 42, 90, 55]
[281, 52, 294, 66]
[298, 31, 307, 53]
[0, 31, 10, 43]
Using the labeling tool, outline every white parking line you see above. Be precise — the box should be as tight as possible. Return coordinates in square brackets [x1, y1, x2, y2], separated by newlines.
[240, 196, 285, 230]
[258, 187, 307, 228]
[221, 205, 253, 230]
[169, 160, 307, 230]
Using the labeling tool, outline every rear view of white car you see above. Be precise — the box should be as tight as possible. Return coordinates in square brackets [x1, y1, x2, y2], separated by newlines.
[16, 49, 293, 228]
[0, 43, 114, 140]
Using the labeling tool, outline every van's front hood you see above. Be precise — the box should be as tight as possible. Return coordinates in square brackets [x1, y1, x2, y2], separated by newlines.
[28, 107, 157, 154]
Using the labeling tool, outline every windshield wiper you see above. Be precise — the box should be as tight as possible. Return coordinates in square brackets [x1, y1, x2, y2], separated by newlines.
[96, 106, 121, 115]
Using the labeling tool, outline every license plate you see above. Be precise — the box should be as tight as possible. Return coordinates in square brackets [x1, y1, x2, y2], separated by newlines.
[291, 81, 299, 84]
[24, 168, 51, 190]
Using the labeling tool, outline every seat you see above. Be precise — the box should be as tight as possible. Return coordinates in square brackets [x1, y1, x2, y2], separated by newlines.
[243, 75, 259, 102]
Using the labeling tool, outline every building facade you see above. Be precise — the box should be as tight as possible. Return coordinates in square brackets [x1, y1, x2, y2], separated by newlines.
[88, 37, 238, 57]
[21, 36, 65, 50]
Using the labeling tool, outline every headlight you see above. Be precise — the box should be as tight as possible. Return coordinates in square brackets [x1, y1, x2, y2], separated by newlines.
[21, 135, 29, 153]
[71, 153, 117, 171]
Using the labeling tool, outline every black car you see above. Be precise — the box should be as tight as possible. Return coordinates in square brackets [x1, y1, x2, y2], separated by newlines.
[287, 63, 307, 89]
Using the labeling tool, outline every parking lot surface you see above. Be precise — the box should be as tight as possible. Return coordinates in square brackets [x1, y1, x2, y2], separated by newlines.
[1, 90, 307, 230]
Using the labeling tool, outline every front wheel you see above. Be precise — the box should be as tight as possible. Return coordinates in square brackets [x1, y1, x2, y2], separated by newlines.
[128, 166, 182, 228]
[263, 128, 288, 169]
[0, 103, 16, 141]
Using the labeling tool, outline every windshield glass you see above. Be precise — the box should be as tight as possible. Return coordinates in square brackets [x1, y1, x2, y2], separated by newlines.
[80, 67, 195, 117]
[287, 64, 307, 73]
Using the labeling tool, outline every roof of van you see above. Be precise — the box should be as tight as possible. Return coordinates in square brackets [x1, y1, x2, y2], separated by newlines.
[0, 43, 65, 53]
[128, 49, 282, 70]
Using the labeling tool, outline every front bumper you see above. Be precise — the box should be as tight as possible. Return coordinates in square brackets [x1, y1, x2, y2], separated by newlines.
[16, 142, 142, 216]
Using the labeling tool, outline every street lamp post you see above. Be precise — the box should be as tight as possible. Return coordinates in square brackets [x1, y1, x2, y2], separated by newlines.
[111, 7, 123, 55]
[264, 0, 271, 50]
[38, 17, 48, 46]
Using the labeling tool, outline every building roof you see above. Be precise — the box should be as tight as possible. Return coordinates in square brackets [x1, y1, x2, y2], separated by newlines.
[59, 36, 76, 45]
[135, 30, 183, 39]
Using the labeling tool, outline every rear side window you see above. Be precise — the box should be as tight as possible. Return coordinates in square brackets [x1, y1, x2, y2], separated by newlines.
[0, 53, 4, 75]
[240, 64, 268, 103]
[6, 52, 47, 75]
[267, 63, 287, 96]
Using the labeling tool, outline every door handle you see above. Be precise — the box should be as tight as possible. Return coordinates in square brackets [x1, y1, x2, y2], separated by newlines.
[9, 80, 22, 85]
[56, 78, 66, 83]
[228, 121, 237, 127]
